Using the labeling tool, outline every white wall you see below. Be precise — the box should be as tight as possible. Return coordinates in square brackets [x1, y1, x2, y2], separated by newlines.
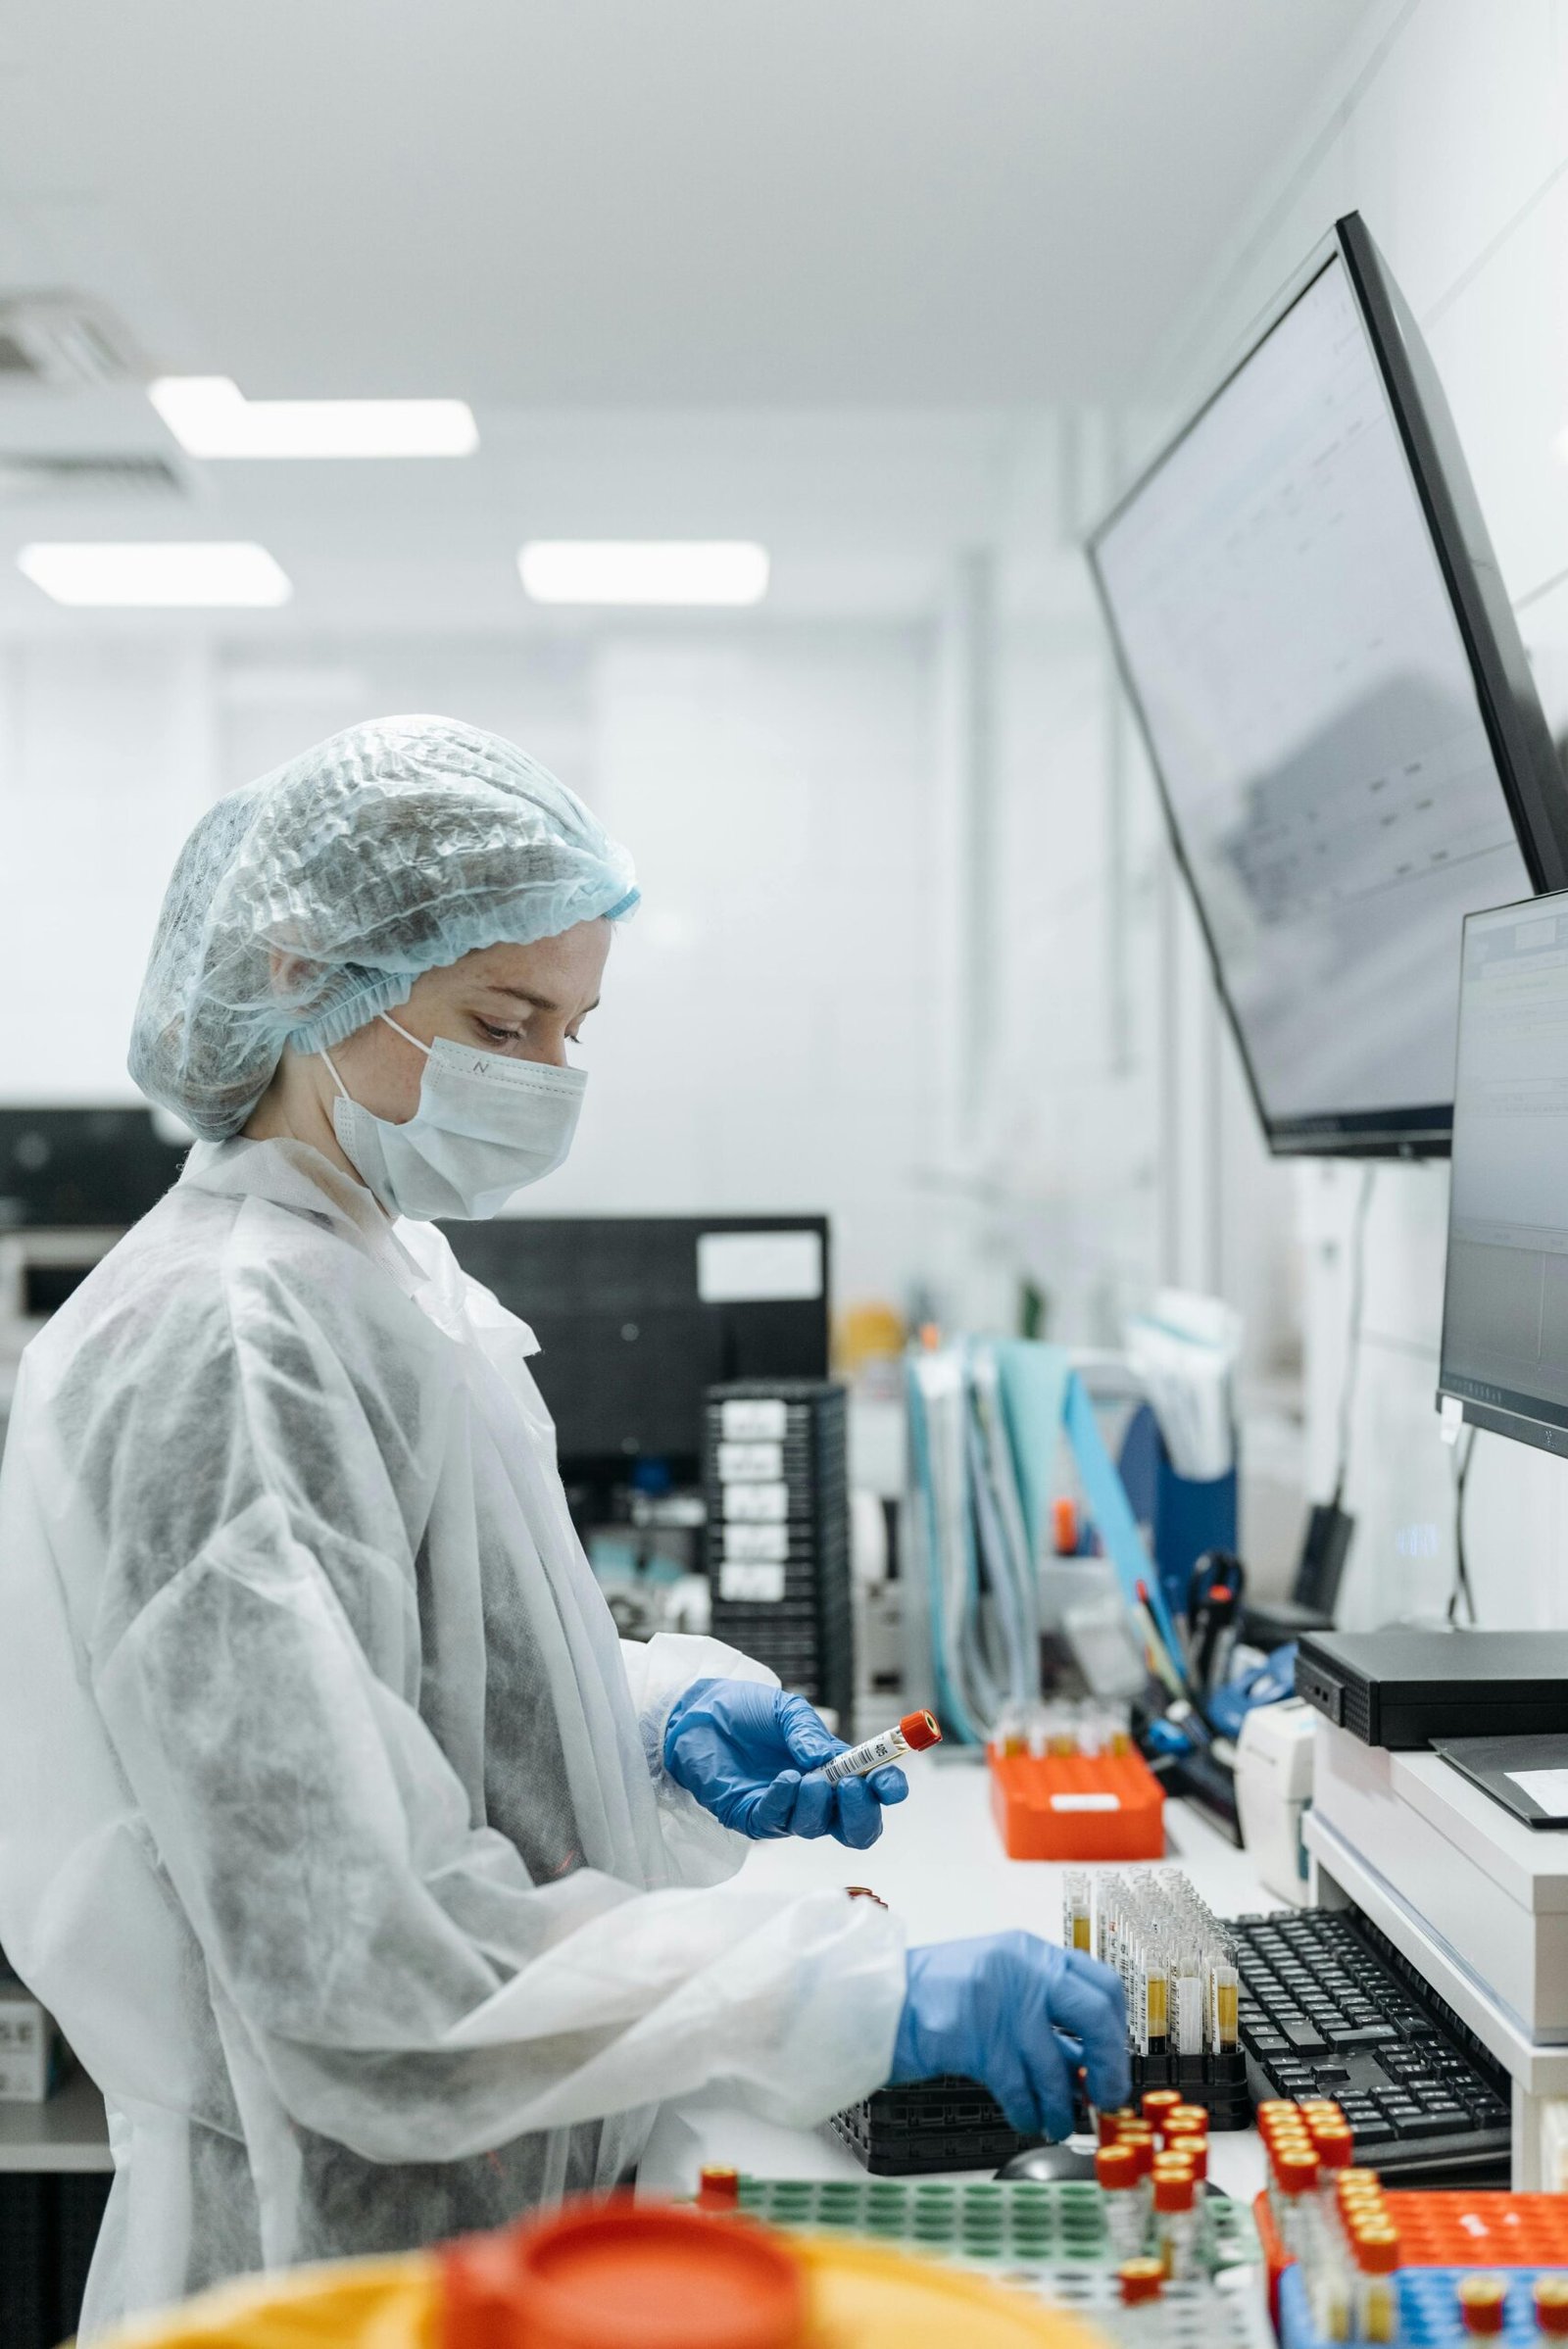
[1103, 0, 1568, 1627]
[0, 622, 946, 1315]
[962, 425, 1306, 1585]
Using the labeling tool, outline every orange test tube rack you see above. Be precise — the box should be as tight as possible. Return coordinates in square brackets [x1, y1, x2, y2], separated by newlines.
[986, 1741, 1165, 1861]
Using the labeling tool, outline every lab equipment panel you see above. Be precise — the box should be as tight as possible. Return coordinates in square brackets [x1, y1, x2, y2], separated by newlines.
[1295, 1628, 1568, 1747]
[706, 1381, 852, 1724]
[438, 1214, 829, 1471]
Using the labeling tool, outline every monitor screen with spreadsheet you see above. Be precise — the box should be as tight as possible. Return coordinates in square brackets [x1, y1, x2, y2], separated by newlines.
[1089, 212, 1568, 1154]
[1439, 894, 1568, 1454]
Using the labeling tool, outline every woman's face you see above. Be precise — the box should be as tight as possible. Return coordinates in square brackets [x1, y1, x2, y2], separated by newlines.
[328, 918, 613, 1124]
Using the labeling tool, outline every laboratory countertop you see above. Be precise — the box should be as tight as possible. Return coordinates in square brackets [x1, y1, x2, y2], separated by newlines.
[640, 1750, 1272, 2205]
[6, 1755, 1274, 2199]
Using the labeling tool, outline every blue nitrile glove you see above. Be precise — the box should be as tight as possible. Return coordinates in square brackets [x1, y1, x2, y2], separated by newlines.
[892, 1933, 1130, 2139]
[662, 1677, 908, 1849]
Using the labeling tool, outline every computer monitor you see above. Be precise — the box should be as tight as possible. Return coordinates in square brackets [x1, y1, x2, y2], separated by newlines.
[1438, 895, 1568, 1456]
[437, 1214, 830, 1475]
[0, 1107, 188, 1229]
[1088, 212, 1568, 1156]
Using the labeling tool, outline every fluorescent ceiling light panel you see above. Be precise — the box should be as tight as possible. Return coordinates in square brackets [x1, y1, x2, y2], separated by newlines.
[18, 541, 292, 608]
[519, 540, 769, 606]
[149, 375, 477, 459]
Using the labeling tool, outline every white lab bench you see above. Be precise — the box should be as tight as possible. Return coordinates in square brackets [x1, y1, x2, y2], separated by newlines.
[10, 1756, 1272, 2200]
[641, 1750, 1272, 2204]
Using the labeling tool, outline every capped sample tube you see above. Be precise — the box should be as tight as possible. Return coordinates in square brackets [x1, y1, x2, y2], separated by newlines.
[1063, 1872, 1093, 1954]
[819, 1710, 942, 1786]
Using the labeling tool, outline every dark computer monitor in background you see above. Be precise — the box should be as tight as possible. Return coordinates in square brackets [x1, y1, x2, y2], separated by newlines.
[1438, 897, 1568, 1456]
[438, 1214, 831, 1477]
[0, 1107, 188, 1230]
[1088, 211, 1568, 1157]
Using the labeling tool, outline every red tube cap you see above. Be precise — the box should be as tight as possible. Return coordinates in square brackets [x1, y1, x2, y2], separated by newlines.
[899, 1710, 943, 1751]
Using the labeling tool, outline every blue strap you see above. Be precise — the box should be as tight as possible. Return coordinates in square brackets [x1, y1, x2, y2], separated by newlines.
[1063, 1370, 1186, 1672]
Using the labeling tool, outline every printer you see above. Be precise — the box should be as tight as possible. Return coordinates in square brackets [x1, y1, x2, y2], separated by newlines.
[1297, 1629, 1568, 2185]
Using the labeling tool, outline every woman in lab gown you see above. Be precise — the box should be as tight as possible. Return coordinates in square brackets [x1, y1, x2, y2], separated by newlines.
[0, 717, 1127, 2336]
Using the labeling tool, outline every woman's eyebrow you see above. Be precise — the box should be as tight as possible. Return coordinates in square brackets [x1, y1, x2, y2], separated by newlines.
[484, 983, 601, 1015]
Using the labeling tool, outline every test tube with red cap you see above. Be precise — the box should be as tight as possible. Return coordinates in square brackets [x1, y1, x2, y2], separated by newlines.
[1096, 2142, 1146, 2261]
[1535, 2277, 1568, 2345]
[1459, 2276, 1510, 2340]
[820, 1710, 943, 1787]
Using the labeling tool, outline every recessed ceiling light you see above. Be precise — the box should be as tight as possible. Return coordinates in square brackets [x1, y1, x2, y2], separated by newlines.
[18, 541, 293, 608]
[149, 375, 477, 459]
[518, 541, 770, 606]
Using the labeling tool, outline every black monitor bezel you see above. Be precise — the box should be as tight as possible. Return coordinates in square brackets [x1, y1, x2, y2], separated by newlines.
[1087, 211, 1568, 1159]
[1436, 888, 1568, 1455]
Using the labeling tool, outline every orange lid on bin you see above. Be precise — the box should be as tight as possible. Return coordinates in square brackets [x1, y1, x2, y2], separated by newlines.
[899, 1711, 943, 1752]
[442, 2194, 808, 2349]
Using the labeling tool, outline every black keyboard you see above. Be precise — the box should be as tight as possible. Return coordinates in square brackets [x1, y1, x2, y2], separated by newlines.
[1232, 1906, 1512, 2184]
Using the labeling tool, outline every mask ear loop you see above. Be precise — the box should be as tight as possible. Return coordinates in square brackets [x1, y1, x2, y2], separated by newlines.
[319, 1013, 427, 1102]
[379, 1011, 432, 1057]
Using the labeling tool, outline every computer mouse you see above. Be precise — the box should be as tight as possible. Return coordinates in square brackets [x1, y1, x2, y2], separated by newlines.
[995, 2139, 1099, 2183]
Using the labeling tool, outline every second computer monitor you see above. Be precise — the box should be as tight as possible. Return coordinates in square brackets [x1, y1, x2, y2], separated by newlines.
[1439, 895, 1568, 1455]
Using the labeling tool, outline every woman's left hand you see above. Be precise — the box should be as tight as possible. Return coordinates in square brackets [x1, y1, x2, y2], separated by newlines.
[662, 1677, 908, 1849]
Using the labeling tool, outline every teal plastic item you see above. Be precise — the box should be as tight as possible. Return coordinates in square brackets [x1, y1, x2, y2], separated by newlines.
[728, 2176, 1260, 2276]
[1063, 1371, 1184, 1669]
[992, 1342, 1071, 1568]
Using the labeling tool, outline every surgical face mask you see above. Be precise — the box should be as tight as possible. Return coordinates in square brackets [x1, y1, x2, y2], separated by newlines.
[319, 1011, 586, 1221]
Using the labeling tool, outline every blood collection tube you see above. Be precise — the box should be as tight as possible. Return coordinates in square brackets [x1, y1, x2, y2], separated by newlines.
[819, 1711, 942, 1787]
[1351, 2225, 1400, 2346]
[1120, 2125, 1155, 2221]
[1458, 2276, 1509, 2339]
[1210, 1963, 1240, 2054]
[1118, 2258, 1166, 2326]
[1097, 2142, 1146, 2260]
[696, 2165, 740, 2211]
[1152, 2162, 1198, 2280]
[1271, 2145, 1320, 2259]
[1142, 2088, 1182, 2143]
[1165, 2126, 1207, 2203]
[1534, 2276, 1568, 2344]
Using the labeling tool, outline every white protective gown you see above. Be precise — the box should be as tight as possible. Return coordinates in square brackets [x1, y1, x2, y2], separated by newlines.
[0, 1139, 906, 2337]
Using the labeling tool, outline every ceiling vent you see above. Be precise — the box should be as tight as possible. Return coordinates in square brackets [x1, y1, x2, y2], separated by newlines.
[0, 454, 183, 500]
[0, 294, 146, 390]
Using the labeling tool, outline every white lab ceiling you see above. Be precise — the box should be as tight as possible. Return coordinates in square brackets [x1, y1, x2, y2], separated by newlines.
[0, 0, 1376, 629]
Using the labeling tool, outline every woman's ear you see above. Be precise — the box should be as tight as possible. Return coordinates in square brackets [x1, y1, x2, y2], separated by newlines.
[269, 948, 322, 1002]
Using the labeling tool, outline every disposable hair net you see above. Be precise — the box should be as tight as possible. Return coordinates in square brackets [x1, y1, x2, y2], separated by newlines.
[129, 715, 638, 1141]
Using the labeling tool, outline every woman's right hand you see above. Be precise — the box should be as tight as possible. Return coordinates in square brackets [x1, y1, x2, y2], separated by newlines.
[890, 1931, 1130, 2138]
